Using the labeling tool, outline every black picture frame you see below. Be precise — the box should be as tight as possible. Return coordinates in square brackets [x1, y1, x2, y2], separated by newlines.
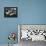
[4, 7, 18, 18]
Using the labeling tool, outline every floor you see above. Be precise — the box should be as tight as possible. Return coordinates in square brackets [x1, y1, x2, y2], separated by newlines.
[0, 44, 18, 46]
[19, 39, 46, 46]
[0, 40, 46, 46]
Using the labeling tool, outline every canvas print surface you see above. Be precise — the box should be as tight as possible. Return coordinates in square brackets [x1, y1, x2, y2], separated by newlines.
[19, 25, 46, 41]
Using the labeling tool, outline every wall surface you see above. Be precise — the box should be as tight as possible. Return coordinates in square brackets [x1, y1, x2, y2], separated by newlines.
[0, 0, 19, 44]
[20, 0, 46, 24]
[0, 0, 46, 45]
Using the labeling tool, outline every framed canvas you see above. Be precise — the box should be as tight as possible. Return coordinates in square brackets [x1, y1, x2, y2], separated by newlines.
[4, 7, 18, 17]
[18, 24, 46, 41]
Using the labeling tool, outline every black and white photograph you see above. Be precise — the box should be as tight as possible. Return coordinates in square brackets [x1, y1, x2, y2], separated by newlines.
[4, 7, 18, 17]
